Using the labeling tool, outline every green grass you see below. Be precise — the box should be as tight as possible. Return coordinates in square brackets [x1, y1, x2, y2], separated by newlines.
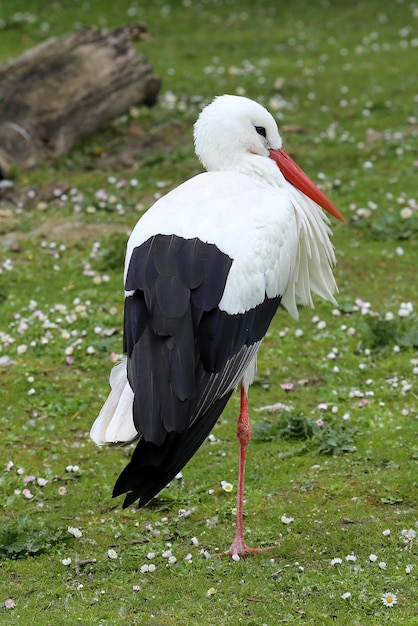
[0, 1, 417, 624]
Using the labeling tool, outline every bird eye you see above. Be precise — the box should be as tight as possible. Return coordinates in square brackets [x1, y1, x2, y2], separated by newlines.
[255, 126, 266, 137]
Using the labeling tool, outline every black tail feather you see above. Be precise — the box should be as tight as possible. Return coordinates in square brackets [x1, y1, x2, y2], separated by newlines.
[113, 392, 233, 508]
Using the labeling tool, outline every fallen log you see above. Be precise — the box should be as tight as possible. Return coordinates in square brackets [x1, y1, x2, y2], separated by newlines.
[0, 23, 161, 175]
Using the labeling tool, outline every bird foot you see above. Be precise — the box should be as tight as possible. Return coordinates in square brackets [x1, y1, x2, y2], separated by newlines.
[220, 537, 275, 558]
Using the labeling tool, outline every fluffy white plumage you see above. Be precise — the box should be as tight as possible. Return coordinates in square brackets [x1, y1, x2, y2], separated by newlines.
[91, 94, 340, 446]
[125, 171, 300, 314]
[90, 359, 136, 444]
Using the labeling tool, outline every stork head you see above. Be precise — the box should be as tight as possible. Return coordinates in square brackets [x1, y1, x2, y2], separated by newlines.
[194, 94, 345, 222]
[194, 94, 281, 170]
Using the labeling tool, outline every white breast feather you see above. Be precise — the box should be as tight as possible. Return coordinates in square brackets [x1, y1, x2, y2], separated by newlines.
[125, 170, 337, 318]
[280, 185, 338, 319]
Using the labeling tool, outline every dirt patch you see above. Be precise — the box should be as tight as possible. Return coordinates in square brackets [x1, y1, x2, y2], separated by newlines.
[95, 126, 167, 171]
[33, 219, 130, 245]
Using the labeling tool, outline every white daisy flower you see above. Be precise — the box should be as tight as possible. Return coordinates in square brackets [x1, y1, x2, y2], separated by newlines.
[381, 592, 397, 607]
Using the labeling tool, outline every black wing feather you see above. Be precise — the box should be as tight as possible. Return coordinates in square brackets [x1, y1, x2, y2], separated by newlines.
[155, 274, 190, 318]
[116, 234, 281, 508]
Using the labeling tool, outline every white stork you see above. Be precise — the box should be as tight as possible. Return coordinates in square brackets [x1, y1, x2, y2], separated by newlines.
[90, 94, 344, 557]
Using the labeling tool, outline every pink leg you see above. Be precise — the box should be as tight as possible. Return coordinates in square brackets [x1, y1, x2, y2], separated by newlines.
[223, 384, 273, 557]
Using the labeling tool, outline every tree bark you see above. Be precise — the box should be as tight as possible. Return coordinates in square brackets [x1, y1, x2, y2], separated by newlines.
[0, 23, 161, 175]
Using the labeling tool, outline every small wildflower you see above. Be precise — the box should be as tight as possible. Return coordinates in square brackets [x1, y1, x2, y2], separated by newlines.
[341, 592, 352, 600]
[107, 549, 118, 559]
[22, 488, 34, 499]
[281, 514, 294, 524]
[4, 598, 15, 609]
[369, 554, 378, 562]
[61, 557, 72, 566]
[207, 587, 216, 597]
[58, 486, 67, 496]
[400, 207, 412, 219]
[148, 563, 156, 572]
[200, 549, 211, 559]
[382, 529, 391, 536]
[221, 480, 233, 492]
[68, 526, 82, 538]
[381, 592, 397, 607]
[345, 554, 357, 562]
[378, 561, 387, 570]
[109, 351, 119, 362]
[231, 553, 240, 562]
[399, 528, 416, 545]
[315, 418, 324, 427]
[405, 564, 414, 574]
[132, 585, 141, 591]
[280, 382, 294, 391]
[37, 477, 48, 487]
[330, 557, 343, 566]
[398, 302, 413, 317]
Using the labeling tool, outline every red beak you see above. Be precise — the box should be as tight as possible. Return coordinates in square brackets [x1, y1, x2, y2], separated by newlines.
[269, 148, 345, 222]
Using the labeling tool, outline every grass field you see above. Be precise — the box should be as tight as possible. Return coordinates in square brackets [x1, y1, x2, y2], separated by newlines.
[0, 1, 417, 624]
